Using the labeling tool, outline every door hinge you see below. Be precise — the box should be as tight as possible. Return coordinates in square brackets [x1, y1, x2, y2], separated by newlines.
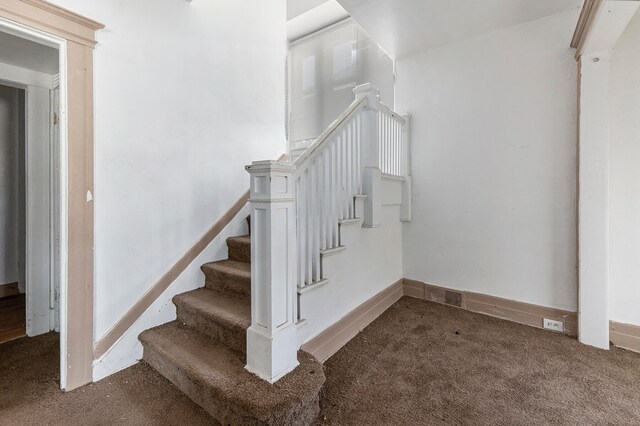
[53, 112, 58, 125]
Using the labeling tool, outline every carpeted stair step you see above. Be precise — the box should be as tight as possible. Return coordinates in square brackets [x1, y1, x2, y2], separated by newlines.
[140, 322, 325, 425]
[174, 288, 250, 355]
[227, 235, 251, 263]
[202, 260, 251, 300]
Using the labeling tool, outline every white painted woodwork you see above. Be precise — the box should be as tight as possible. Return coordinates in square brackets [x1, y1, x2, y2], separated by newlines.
[25, 85, 53, 337]
[575, 1, 640, 350]
[578, 51, 611, 350]
[246, 161, 299, 383]
[293, 82, 408, 290]
[247, 82, 409, 381]
[297, 177, 404, 346]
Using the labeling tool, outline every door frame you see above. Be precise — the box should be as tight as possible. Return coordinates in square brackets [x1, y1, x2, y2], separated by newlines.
[0, 0, 103, 391]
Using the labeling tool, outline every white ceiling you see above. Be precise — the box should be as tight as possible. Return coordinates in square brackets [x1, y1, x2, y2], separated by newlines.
[335, 0, 583, 58]
[287, 0, 350, 41]
[288, 0, 332, 20]
[0, 30, 59, 75]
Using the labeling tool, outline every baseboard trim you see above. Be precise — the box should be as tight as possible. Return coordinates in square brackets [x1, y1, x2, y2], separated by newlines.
[403, 279, 578, 336]
[610, 321, 640, 354]
[0, 282, 19, 299]
[302, 279, 404, 363]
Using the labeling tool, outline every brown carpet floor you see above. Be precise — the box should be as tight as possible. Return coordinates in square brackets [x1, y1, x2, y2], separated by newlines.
[2, 297, 640, 425]
[0, 332, 214, 425]
[317, 297, 640, 425]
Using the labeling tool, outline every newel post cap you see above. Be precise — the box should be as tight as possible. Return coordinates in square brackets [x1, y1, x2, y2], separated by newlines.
[246, 160, 295, 174]
[354, 83, 380, 103]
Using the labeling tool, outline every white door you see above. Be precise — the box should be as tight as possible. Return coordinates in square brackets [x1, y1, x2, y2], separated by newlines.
[25, 85, 53, 336]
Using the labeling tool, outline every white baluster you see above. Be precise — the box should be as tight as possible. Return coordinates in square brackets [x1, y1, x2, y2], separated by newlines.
[333, 140, 340, 246]
[305, 168, 312, 285]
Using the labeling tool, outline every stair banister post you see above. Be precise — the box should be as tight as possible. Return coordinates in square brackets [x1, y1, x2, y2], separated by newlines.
[245, 160, 299, 383]
[354, 83, 382, 228]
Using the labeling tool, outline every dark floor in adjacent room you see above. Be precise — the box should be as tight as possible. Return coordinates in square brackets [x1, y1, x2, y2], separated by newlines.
[0, 294, 26, 343]
[1, 297, 640, 425]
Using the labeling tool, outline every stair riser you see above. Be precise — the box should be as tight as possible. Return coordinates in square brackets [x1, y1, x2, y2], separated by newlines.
[203, 268, 250, 300]
[176, 305, 246, 356]
[227, 240, 251, 263]
[141, 340, 321, 426]
[141, 342, 235, 425]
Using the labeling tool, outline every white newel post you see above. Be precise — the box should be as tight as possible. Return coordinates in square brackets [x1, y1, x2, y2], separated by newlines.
[245, 160, 299, 383]
[354, 83, 382, 228]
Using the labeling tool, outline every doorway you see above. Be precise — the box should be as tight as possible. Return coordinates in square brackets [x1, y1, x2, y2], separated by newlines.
[0, 84, 26, 342]
[0, 0, 102, 391]
[0, 32, 61, 344]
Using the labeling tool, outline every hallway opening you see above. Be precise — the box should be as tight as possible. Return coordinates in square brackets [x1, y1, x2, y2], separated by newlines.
[0, 28, 61, 373]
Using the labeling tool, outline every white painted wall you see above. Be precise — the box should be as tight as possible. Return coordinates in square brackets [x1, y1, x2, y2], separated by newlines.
[0, 84, 25, 289]
[289, 20, 394, 143]
[610, 10, 640, 327]
[298, 177, 404, 345]
[46, 0, 287, 378]
[397, 10, 579, 311]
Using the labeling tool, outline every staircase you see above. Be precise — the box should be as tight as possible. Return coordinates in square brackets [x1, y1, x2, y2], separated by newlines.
[138, 83, 409, 425]
[139, 235, 325, 425]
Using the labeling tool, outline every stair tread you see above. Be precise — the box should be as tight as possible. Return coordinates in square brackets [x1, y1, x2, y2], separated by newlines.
[202, 259, 251, 277]
[140, 322, 325, 419]
[174, 288, 250, 330]
[227, 235, 250, 245]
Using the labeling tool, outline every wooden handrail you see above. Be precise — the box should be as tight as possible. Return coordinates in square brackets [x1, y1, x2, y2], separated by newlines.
[293, 97, 366, 178]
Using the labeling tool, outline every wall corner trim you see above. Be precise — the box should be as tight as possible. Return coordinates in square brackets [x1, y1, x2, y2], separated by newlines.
[571, 0, 604, 58]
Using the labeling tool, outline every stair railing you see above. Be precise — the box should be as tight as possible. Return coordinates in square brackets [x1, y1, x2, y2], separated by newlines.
[244, 84, 410, 383]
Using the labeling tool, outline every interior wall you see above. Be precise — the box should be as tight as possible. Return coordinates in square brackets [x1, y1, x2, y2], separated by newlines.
[396, 10, 579, 311]
[0, 84, 25, 290]
[610, 10, 640, 327]
[298, 178, 404, 346]
[47, 0, 287, 379]
[288, 0, 331, 20]
[289, 20, 394, 143]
